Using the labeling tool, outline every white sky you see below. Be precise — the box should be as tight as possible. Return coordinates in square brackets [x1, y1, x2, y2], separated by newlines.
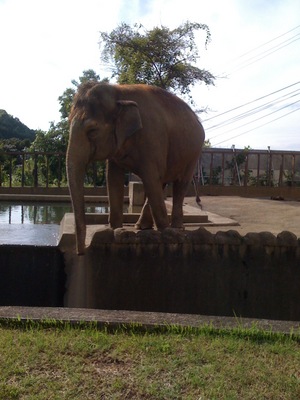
[0, 0, 299, 150]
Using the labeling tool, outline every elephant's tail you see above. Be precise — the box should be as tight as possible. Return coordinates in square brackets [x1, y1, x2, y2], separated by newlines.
[192, 175, 202, 209]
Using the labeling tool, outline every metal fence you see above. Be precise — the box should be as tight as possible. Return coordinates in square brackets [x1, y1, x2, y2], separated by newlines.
[197, 148, 300, 188]
[1, 148, 300, 189]
[0, 151, 105, 188]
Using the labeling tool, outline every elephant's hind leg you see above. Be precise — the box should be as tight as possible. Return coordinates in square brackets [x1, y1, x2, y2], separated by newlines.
[171, 179, 190, 229]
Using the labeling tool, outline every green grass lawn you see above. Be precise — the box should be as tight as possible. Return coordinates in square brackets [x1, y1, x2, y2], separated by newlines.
[0, 321, 299, 399]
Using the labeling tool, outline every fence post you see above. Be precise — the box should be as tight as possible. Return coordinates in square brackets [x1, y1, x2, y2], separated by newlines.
[244, 154, 249, 186]
[21, 153, 25, 187]
[267, 147, 273, 186]
[46, 155, 49, 188]
[256, 153, 260, 186]
[221, 152, 225, 185]
[58, 154, 62, 188]
[279, 154, 284, 187]
[33, 153, 38, 188]
[9, 156, 12, 187]
[209, 153, 213, 185]
[291, 154, 295, 186]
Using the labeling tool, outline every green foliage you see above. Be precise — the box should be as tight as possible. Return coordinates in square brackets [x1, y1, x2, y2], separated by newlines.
[0, 109, 35, 141]
[99, 21, 215, 104]
[58, 69, 106, 119]
[54, 69, 108, 147]
[27, 128, 68, 186]
[0, 137, 31, 152]
[203, 139, 211, 148]
[0, 70, 108, 188]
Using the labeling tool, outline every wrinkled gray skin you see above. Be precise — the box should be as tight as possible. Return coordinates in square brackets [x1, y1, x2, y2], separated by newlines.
[67, 83, 205, 254]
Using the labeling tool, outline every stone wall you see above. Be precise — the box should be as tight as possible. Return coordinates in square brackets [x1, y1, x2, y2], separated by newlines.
[61, 228, 300, 321]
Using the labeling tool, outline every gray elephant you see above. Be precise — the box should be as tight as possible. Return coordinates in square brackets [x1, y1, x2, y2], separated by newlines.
[67, 82, 205, 254]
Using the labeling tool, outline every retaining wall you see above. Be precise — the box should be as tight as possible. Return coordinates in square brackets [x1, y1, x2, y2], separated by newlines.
[60, 228, 300, 321]
[0, 245, 65, 307]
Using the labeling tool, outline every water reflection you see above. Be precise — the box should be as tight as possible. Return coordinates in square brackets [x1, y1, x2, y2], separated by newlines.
[0, 224, 60, 246]
[0, 202, 109, 225]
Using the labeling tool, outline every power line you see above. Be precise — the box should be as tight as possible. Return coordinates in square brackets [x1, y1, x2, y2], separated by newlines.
[212, 106, 300, 147]
[206, 88, 300, 137]
[202, 26, 300, 147]
[226, 34, 300, 75]
[217, 25, 300, 77]
[228, 24, 300, 62]
[208, 98, 300, 141]
[202, 80, 300, 123]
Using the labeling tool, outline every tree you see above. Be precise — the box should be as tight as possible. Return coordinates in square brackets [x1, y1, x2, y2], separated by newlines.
[58, 69, 105, 119]
[31, 69, 104, 155]
[99, 22, 215, 104]
[28, 70, 107, 186]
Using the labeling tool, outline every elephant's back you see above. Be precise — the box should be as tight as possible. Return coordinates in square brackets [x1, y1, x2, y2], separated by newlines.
[119, 83, 205, 159]
[119, 84, 203, 133]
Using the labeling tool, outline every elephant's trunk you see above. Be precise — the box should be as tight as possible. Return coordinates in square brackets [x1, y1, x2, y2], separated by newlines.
[67, 119, 91, 255]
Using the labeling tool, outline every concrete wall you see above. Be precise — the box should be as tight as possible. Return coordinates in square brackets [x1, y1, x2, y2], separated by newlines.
[0, 245, 65, 307]
[1, 228, 299, 321]
[61, 228, 300, 321]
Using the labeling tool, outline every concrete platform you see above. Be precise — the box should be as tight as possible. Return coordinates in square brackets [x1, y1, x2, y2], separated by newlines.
[59, 198, 239, 248]
[59, 195, 300, 247]
[187, 195, 300, 237]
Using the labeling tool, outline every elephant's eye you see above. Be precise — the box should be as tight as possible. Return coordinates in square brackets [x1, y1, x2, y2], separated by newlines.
[87, 129, 98, 140]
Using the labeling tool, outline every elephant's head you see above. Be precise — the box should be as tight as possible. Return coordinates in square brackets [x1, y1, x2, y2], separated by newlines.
[67, 83, 143, 254]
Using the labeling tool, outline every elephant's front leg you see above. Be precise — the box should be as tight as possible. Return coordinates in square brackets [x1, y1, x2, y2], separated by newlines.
[106, 160, 125, 228]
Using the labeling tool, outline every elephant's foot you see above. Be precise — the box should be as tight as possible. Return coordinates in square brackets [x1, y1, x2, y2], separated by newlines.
[135, 221, 154, 230]
[170, 224, 185, 231]
[171, 220, 184, 230]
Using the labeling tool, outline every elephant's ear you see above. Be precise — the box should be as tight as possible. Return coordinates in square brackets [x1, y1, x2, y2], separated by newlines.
[115, 100, 142, 149]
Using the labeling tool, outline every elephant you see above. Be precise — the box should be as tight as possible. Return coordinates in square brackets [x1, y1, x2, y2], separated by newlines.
[67, 82, 205, 254]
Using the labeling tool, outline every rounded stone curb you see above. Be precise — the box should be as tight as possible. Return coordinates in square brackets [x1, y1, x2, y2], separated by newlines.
[276, 231, 298, 246]
[87, 228, 300, 248]
[243, 231, 277, 246]
[114, 228, 137, 243]
[136, 229, 162, 243]
[214, 230, 242, 245]
[185, 227, 214, 244]
[161, 228, 186, 243]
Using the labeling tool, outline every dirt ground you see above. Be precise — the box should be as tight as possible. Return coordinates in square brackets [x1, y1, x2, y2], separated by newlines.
[183, 195, 300, 237]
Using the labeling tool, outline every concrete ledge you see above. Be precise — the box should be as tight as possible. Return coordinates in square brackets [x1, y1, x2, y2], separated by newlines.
[84, 212, 209, 225]
[0, 194, 129, 203]
[0, 307, 299, 335]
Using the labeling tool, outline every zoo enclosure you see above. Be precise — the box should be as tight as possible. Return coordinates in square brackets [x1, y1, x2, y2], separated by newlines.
[0, 148, 299, 198]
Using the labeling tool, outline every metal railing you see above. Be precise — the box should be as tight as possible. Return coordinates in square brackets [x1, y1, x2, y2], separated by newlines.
[0, 151, 105, 188]
[1, 148, 300, 189]
[197, 148, 300, 188]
